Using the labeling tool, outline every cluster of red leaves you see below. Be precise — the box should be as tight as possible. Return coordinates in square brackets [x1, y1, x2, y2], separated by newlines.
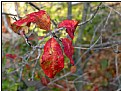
[11, 10, 78, 78]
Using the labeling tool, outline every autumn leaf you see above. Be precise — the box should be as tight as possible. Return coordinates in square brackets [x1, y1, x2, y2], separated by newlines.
[41, 77, 50, 86]
[93, 85, 99, 91]
[25, 64, 31, 70]
[40, 37, 64, 78]
[61, 38, 74, 65]
[11, 10, 51, 34]
[6, 54, 17, 59]
[58, 20, 78, 39]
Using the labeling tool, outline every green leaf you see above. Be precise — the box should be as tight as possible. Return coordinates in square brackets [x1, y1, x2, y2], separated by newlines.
[101, 59, 108, 70]
[27, 86, 35, 91]
[10, 83, 18, 91]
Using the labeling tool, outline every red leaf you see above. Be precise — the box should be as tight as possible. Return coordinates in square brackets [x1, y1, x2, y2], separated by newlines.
[11, 10, 51, 34]
[40, 38, 64, 78]
[61, 38, 74, 65]
[6, 54, 17, 59]
[58, 20, 78, 39]
[25, 64, 31, 70]
[93, 85, 99, 91]
[41, 77, 50, 86]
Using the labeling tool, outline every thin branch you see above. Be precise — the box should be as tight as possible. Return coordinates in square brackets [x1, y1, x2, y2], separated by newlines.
[2, 5, 18, 39]
[2, 12, 18, 16]
[22, 33, 32, 47]
[27, 2, 40, 11]
[51, 19, 58, 28]
[103, 8, 112, 29]
[75, 40, 121, 49]
[78, 2, 102, 26]
[67, 2, 72, 20]
[73, 70, 96, 84]
[76, 2, 90, 44]
[90, 16, 106, 45]
[117, 88, 121, 91]
[63, 69, 70, 91]
[100, 8, 112, 45]
[39, 72, 71, 90]
[15, 2, 21, 19]
[31, 49, 41, 81]
[19, 65, 24, 82]
[75, 35, 101, 66]
[103, 3, 121, 17]
[114, 45, 121, 85]
[37, 27, 65, 45]
[74, 45, 114, 50]
[70, 80, 93, 85]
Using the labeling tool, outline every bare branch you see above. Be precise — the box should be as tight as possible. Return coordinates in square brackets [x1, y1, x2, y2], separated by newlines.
[31, 49, 41, 81]
[103, 3, 121, 17]
[27, 2, 40, 11]
[114, 45, 121, 85]
[75, 35, 101, 66]
[78, 2, 102, 26]
[15, 2, 21, 19]
[67, 2, 72, 20]
[2, 12, 18, 16]
[37, 27, 65, 45]
[75, 40, 121, 49]
[2, 4, 18, 40]
[103, 8, 112, 29]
